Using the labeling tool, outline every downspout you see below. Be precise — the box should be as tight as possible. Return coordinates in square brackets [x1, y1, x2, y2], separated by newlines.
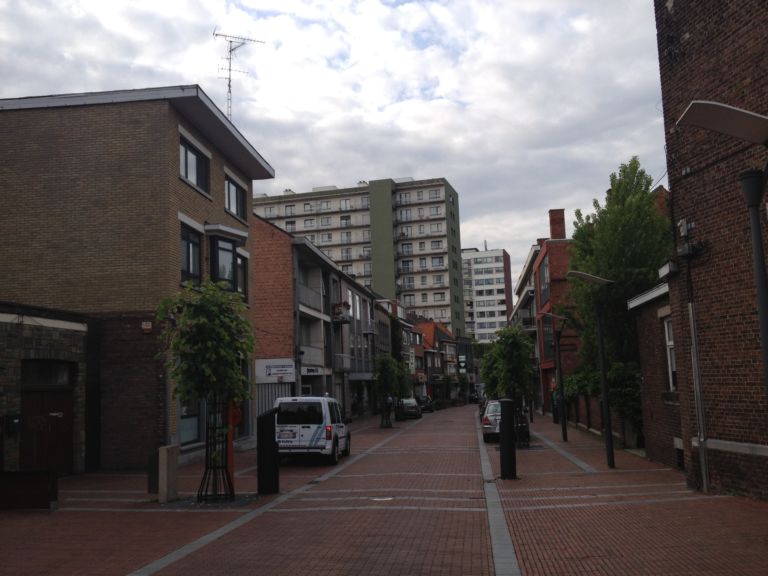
[679, 219, 709, 492]
[293, 250, 301, 397]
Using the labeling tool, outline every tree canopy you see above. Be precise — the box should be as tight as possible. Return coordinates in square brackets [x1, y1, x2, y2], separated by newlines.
[480, 326, 535, 399]
[373, 354, 409, 399]
[570, 156, 672, 365]
[156, 281, 254, 403]
[569, 157, 672, 425]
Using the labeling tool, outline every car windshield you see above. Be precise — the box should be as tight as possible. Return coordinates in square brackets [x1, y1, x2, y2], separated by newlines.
[403, 399, 417, 406]
[486, 402, 500, 415]
[277, 401, 323, 425]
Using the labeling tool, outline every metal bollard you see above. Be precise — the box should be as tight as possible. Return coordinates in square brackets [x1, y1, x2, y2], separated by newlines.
[499, 398, 517, 479]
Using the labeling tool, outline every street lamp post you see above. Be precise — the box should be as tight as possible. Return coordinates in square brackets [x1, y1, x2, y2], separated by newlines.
[543, 312, 569, 442]
[567, 270, 615, 468]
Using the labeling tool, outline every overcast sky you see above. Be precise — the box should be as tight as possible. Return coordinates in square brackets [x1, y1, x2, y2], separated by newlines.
[0, 0, 667, 285]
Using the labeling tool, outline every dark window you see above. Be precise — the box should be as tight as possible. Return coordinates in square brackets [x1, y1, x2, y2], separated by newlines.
[211, 238, 235, 290]
[236, 253, 248, 298]
[180, 400, 202, 445]
[181, 225, 201, 284]
[179, 138, 210, 192]
[277, 401, 323, 425]
[225, 177, 247, 219]
[211, 237, 247, 296]
[542, 315, 554, 361]
[539, 256, 550, 304]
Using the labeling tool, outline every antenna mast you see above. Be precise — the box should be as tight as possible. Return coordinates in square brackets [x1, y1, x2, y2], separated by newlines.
[213, 31, 264, 119]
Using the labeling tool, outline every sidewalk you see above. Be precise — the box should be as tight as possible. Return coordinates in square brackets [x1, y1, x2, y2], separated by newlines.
[493, 414, 768, 575]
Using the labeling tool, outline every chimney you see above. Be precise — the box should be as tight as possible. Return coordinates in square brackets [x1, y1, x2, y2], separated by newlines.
[549, 209, 565, 240]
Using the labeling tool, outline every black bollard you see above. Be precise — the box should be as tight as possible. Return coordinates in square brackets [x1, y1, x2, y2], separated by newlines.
[499, 398, 517, 479]
[257, 408, 280, 495]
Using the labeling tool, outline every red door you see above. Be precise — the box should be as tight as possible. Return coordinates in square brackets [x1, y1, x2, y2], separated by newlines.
[20, 392, 74, 475]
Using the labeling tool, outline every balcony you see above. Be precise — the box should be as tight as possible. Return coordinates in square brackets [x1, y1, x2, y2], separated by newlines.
[334, 353, 351, 372]
[332, 302, 352, 324]
[300, 345, 324, 366]
[298, 284, 322, 311]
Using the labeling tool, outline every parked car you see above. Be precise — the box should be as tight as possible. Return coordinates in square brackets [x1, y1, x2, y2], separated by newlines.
[481, 400, 531, 447]
[274, 396, 351, 465]
[415, 395, 434, 413]
[395, 397, 422, 420]
[478, 396, 488, 419]
[481, 400, 501, 442]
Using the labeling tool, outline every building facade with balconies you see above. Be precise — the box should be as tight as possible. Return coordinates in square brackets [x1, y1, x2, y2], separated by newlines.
[253, 177, 465, 337]
[461, 247, 513, 342]
[532, 210, 579, 417]
[510, 243, 541, 406]
[252, 216, 379, 419]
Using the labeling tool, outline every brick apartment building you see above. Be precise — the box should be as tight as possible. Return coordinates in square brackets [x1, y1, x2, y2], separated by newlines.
[250, 216, 381, 418]
[532, 210, 580, 418]
[0, 85, 274, 471]
[652, 0, 768, 497]
[414, 320, 459, 402]
[510, 244, 541, 407]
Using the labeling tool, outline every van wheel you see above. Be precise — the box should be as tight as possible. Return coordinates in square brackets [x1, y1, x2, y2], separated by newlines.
[329, 439, 340, 465]
[342, 434, 351, 457]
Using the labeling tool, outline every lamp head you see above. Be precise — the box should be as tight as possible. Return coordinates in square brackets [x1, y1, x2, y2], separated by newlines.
[740, 169, 767, 208]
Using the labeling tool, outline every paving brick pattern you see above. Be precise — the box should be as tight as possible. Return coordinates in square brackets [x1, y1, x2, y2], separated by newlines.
[2, 405, 768, 575]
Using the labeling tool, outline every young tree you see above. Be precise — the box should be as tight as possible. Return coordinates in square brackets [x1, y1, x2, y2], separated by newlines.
[570, 156, 672, 429]
[156, 281, 254, 501]
[480, 326, 535, 400]
[373, 355, 408, 428]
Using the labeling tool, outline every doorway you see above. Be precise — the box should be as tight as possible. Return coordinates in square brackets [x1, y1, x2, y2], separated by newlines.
[20, 360, 75, 475]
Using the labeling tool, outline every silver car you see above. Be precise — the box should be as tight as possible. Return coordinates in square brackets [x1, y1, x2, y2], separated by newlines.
[481, 400, 501, 442]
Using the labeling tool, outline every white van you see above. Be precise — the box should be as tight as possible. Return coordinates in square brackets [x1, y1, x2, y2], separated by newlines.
[273, 396, 351, 464]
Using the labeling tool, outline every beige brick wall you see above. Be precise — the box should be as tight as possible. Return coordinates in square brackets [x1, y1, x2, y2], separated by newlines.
[0, 100, 252, 314]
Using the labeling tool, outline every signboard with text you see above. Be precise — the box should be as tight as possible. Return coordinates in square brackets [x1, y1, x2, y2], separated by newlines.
[255, 358, 296, 383]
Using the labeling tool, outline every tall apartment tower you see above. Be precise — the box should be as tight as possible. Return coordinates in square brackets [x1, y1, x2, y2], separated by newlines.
[253, 177, 466, 337]
[461, 247, 513, 342]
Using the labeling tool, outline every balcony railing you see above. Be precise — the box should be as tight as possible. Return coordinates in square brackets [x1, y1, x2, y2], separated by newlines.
[301, 345, 324, 366]
[334, 353, 351, 371]
[298, 284, 322, 311]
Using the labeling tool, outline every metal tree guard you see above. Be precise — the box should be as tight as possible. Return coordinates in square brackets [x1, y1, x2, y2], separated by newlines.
[197, 396, 234, 502]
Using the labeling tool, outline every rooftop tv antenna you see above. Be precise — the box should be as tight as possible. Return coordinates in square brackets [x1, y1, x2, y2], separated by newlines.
[213, 29, 264, 119]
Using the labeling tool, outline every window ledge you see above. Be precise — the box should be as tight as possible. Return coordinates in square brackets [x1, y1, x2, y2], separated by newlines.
[225, 209, 249, 226]
[180, 176, 212, 201]
[662, 391, 680, 406]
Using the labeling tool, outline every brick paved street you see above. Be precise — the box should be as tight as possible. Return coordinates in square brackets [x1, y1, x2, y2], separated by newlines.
[1, 404, 767, 575]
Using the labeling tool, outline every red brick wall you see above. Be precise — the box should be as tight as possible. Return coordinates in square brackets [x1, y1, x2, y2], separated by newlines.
[549, 209, 566, 240]
[634, 294, 681, 469]
[250, 217, 296, 359]
[655, 0, 768, 495]
[534, 234, 580, 420]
